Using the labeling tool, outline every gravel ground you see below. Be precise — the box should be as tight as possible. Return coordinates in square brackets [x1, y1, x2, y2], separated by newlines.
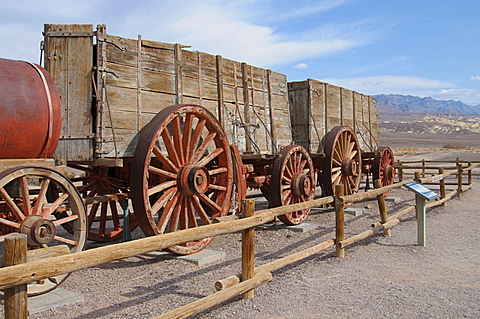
[12, 150, 480, 318]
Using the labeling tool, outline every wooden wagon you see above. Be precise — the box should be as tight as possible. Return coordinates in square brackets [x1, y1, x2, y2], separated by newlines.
[0, 23, 395, 295]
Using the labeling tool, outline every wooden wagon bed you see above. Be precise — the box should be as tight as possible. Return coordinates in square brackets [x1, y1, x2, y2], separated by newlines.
[44, 24, 291, 164]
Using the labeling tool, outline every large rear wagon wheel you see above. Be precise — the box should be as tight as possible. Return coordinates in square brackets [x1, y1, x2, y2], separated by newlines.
[322, 126, 362, 197]
[131, 104, 233, 255]
[270, 145, 315, 225]
[0, 166, 86, 296]
[373, 147, 396, 196]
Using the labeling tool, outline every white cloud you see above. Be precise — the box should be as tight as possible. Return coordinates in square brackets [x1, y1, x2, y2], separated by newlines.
[294, 63, 309, 69]
[320, 75, 480, 105]
[471, 75, 480, 80]
[119, 1, 382, 67]
[321, 75, 453, 95]
[0, 0, 384, 68]
[272, 0, 348, 21]
[434, 89, 480, 106]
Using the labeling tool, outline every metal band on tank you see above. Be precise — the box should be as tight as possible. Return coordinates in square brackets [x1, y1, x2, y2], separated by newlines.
[25, 61, 54, 158]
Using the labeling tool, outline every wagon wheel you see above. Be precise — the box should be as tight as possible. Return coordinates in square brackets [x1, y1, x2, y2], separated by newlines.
[270, 145, 315, 225]
[131, 104, 233, 255]
[68, 165, 137, 242]
[373, 147, 396, 196]
[322, 126, 362, 197]
[0, 166, 86, 296]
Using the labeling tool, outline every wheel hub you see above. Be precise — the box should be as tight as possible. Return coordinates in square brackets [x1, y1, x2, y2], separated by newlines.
[177, 164, 210, 196]
[342, 158, 360, 177]
[291, 174, 313, 197]
[20, 215, 56, 246]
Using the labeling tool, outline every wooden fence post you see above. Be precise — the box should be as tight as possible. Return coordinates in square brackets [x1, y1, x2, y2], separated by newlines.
[335, 184, 345, 258]
[374, 179, 391, 236]
[468, 162, 472, 185]
[439, 168, 447, 207]
[457, 164, 463, 198]
[4, 234, 28, 319]
[414, 171, 421, 182]
[398, 161, 404, 182]
[421, 159, 426, 177]
[241, 198, 255, 299]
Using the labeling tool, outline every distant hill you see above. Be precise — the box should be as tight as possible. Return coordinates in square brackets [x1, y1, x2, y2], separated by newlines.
[374, 94, 480, 114]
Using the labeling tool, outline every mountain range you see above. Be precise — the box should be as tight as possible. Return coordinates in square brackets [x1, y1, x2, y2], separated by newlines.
[374, 94, 480, 114]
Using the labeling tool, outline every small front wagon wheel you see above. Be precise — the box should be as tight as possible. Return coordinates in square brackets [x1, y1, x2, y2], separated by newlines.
[0, 166, 86, 296]
[131, 104, 234, 255]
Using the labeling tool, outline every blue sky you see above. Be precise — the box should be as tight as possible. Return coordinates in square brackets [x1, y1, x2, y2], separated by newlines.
[1, 0, 479, 105]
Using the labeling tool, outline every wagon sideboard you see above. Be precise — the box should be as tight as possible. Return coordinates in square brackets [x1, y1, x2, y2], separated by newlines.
[288, 79, 379, 154]
[43, 24, 291, 164]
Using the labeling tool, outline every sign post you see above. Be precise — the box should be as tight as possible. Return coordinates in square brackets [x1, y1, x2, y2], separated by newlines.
[404, 181, 439, 247]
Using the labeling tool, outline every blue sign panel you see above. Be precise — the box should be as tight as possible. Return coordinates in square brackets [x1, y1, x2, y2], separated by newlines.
[404, 181, 439, 201]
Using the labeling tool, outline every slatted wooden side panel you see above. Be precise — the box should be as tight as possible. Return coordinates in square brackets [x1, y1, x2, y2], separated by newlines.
[43, 24, 94, 162]
[368, 96, 378, 149]
[96, 27, 290, 157]
[325, 84, 341, 131]
[341, 88, 354, 128]
[288, 79, 378, 153]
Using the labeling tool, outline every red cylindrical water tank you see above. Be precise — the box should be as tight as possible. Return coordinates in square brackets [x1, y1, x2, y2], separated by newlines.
[0, 58, 62, 159]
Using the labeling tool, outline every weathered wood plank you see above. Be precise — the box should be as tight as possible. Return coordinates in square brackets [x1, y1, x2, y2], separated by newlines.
[44, 24, 94, 162]
[288, 79, 378, 154]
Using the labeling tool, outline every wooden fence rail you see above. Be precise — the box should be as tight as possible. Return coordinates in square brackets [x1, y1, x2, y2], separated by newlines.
[2, 161, 479, 318]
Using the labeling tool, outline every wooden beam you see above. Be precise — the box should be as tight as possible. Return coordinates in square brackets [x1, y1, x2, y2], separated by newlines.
[152, 272, 272, 319]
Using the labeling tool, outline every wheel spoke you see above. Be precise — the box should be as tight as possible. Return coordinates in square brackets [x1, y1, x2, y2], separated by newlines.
[191, 132, 217, 164]
[186, 197, 198, 228]
[53, 214, 78, 226]
[41, 193, 69, 218]
[168, 196, 182, 233]
[332, 171, 342, 185]
[151, 187, 177, 217]
[0, 217, 20, 229]
[147, 180, 176, 197]
[191, 195, 211, 225]
[99, 202, 108, 236]
[153, 145, 178, 173]
[161, 129, 182, 168]
[197, 147, 224, 167]
[110, 201, 121, 230]
[157, 192, 180, 233]
[52, 235, 77, 246]
[172, 116, 185, 164]
[0, 188, 25, 220]
[33, 178, 51, 215]
[148, 166, 177, 179]
[189, 118, 207, 161]
[20, 176, 32, 216]
[183, 113, 194, 161]
[209, 167, 228, 175]
[198, 193, 222, 212]
[88, 203, 100, 228]
[209, 184, 227, 192]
